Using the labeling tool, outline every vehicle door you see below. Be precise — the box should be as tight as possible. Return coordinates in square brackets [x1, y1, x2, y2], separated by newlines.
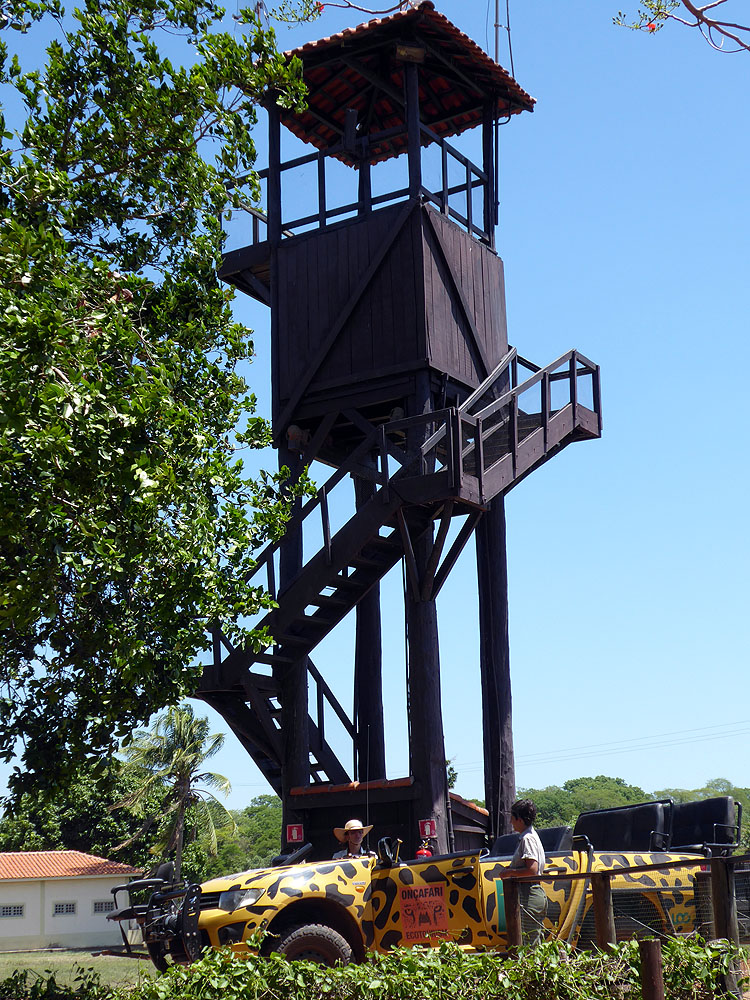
[477, 847, 591, 948]
[368, 850, 485, 951]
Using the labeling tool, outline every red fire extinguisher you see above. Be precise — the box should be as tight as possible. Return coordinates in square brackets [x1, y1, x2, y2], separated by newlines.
[415, 839, 433, 858]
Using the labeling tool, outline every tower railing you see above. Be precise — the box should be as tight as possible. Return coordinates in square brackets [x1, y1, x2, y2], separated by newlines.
[225, 119, 491, 249]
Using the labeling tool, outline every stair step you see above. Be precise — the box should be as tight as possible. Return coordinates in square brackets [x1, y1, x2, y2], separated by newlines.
[254, 651, 295, 667]
[308, 594, 350, 609]
[350, 554, 391, 569]
[367, 536, 402, 551]
[275, 633, 312, 647]
[327, 574, 367, 591]
[246, 672, 281, 694]
[292, 614, 331, 631]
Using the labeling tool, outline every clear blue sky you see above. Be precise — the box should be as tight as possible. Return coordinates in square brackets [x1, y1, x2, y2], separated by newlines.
[6, 1, 750, 810]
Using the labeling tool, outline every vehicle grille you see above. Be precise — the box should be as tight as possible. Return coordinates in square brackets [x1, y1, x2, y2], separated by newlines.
[199, 891, 221, 911]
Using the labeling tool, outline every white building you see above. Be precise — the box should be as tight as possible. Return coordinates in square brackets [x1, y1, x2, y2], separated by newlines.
[0, 851, 141, 951]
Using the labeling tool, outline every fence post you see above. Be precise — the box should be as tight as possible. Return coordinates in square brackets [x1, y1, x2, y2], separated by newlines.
[639, 939, 665, 1000]
[591, 872, 616, 950]
[711, 857, 739, 944]
[503, 879, 523, 950]
[711, 857, 741, 998]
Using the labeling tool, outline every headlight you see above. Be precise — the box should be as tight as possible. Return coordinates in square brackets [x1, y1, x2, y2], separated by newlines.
[218, 887, 264, 912]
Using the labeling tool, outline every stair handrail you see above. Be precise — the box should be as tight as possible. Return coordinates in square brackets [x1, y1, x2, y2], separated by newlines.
[471, 349, 599, 426]
[450, 350, 601, 498]
[246, 408, 457, 600]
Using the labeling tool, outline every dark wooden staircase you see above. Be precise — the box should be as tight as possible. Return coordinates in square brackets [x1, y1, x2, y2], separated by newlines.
[197, 349, 601, 791]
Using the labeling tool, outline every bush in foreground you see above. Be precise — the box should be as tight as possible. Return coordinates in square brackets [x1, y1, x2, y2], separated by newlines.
[1, 938, 747, 1000]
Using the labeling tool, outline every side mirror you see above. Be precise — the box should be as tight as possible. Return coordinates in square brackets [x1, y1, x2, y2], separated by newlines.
[377, 837, 395, 867]
[377, 837, 402, 867]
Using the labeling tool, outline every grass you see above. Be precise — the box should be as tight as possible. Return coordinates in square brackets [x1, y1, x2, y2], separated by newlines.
[0, 948, 157, 988]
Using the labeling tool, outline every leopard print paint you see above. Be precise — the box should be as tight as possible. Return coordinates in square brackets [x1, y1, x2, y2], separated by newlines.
[195, 849, 705, 957]
[199, 857, 375, 950]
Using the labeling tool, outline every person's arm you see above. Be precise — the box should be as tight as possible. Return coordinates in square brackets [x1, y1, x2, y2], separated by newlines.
[498, 856, 538, 878]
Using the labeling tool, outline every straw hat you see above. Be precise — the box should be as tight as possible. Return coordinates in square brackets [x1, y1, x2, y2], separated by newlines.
[333, 818, 373, 843]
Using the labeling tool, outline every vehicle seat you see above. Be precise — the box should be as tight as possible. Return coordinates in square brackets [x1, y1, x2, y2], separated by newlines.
[538, 826, 573, 852]
[490, 832, 520, 856]
[671, 797, 739, 855]
[573, 801, 670, 852]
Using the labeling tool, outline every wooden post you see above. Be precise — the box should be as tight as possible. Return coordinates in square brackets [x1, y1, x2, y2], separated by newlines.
[406, 531, 449, 855]
[639, 940, 665, 1000]
[267, 101, 282, 246]
[482, 102, 496, 249]
[503, 879, 522, 950]
[711, 857, 739, 944]
[268, 98, 282, 419]
[278, 445, 310, 837]
[591, 872, 616, 950]
[406, 371, 449, 855]
[405, 61, 422, 198]
[710, 857, 741, 997]
[353, 472, 386, 781]
[476, 499, 515, 841]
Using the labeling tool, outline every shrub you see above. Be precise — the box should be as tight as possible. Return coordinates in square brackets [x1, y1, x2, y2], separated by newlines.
[1, 938, 747, 1000]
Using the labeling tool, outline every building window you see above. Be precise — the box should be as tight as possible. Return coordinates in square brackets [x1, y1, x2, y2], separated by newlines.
[0, 904, 24, 918]
[53, 901, 77, 916]
[93, 900, 115, 914]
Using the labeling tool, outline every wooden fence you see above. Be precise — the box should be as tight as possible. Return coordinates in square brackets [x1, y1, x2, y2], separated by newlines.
[504, 854, 749, 999]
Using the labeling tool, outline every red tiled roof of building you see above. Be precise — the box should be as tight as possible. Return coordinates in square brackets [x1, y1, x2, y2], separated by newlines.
[0, 851, 142, 880]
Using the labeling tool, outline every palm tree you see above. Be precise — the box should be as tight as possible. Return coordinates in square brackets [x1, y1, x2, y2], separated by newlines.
[113, 703, 235, 879]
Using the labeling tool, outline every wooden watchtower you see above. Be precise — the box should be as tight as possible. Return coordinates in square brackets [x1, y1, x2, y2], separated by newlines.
[198, 1, 602, 858]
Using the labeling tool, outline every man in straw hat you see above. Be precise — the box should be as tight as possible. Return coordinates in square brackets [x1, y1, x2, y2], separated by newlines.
[332, 818, 375, 859]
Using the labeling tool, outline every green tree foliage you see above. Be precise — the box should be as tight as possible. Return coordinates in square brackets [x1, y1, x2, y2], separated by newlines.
[0, 0, 308, 798]
[652, 777, 750, 850]
[113, 703, 235, 878]
[0, 758, 158, 867]
[519, 775, 648, 827]
[203, 793, 282, 878]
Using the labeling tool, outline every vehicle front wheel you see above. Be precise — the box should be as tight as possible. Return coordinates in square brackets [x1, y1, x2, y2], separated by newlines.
[274, 922, 353, 966]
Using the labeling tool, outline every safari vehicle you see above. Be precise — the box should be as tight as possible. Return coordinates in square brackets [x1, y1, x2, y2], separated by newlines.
[107, 796, 743, 970]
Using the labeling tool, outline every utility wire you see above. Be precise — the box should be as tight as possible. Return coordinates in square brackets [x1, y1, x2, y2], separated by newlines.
[451, 719, 750, 774]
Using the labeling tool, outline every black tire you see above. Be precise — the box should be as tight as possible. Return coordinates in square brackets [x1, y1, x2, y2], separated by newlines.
[146, 941, 170, 974]
[274, 922, 353, 966]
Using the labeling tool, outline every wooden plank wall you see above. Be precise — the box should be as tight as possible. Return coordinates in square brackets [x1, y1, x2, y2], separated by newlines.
[422, 207, 508, 386]
[276, 203, 423, 413]
[274, 201, 507, 423]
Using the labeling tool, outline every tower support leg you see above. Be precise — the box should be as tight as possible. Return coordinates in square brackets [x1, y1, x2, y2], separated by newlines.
[353, 474, 386, 782]
[406, 527, 450, 855]
[278, 444, 310, 837]
[476, 497, 515, 840]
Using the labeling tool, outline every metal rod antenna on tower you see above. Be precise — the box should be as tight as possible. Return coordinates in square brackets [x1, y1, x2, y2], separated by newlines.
[495, 0, 499, 62]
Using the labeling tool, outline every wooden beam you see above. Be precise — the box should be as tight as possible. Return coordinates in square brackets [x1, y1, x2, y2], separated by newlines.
[340, 54, 405, 108]
[397, 508, 422, 602]
[420, 502, 453, 601]
[239, 270, 270, 306]
[273, 199, 417, 440]
[421, 40, 486, 99]
[430, 511, 483, 600]
[342, 407, 409, 468]
[424, 209, 492, 380]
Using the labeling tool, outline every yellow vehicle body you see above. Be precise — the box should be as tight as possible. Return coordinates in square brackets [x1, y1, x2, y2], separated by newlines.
[191, 845, 702, 965]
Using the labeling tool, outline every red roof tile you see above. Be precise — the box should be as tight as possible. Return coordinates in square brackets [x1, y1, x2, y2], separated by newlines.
[0, 851, 142, 880]
[280, 1, 534, 166]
